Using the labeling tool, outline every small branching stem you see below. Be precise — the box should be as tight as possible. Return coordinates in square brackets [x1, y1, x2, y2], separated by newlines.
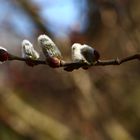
[95, 54, 140, 66]
[7, 53, 140, 71]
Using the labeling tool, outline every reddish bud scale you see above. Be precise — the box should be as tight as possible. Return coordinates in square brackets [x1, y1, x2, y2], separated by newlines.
[0, 50, 9, 62]
[47, 57, 61, 68]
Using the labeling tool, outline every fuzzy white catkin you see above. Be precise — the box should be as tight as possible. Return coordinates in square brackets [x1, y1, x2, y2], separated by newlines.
[71, 43, 84, 62]
[0, 46, 7, 52]
[71, 43, 96, 65]
[22, 40, 39, 60]
[0, 46, 8, 64]
[38, 34, 62, 58]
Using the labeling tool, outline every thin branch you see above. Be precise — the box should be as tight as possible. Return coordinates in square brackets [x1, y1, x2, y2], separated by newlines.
[62, 54, 140, 71]
[7, 53, 140, 71]
[95, 54, 140, 66]
[8, 54, 46, 65]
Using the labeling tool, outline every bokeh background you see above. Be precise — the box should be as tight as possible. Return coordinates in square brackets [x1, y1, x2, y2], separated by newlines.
[0, 0, 140, 140]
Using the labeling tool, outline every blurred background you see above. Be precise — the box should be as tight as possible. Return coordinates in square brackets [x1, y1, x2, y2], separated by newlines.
[0, 0, 140, 140]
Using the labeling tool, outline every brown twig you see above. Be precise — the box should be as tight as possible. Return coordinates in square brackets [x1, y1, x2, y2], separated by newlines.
[95, 54, 140, 66]
[62, 54, 140, 71]
[9, 55, 46, 65]
[7, 53, 140, 71]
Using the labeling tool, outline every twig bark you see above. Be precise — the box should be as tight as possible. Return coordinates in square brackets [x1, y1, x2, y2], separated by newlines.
[8, 53, 140, 71]
[95, 54, 140, 66]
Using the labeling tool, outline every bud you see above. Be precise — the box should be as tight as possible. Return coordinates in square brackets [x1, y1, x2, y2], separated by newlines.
[37, 34, 62, 63]
[22, 40, 39, 60]
[22, 40, 40, 67]
[72, 43, 100, 64]
[67, 43, 100, 71]
[0, 46, 9, 63]
[47, 57, 61, 68]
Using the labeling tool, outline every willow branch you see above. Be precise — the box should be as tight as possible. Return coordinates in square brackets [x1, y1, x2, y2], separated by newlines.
[7, 53, 140, 71]
[9, 55, 46, 65]
[62, 54, 140, 71]
[95, 54, 140, 66]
